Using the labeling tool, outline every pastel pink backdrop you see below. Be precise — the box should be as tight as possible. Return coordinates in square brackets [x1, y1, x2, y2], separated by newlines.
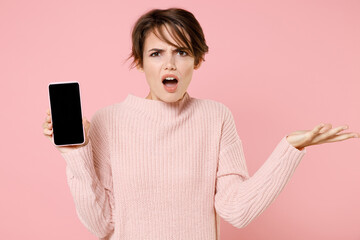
[1, 0, 359, 239]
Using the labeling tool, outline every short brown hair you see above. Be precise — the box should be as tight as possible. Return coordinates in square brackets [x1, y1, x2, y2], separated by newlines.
[125, 8, 209, 70]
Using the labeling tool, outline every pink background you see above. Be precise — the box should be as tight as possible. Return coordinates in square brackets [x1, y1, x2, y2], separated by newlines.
[1, 0, 359, 239]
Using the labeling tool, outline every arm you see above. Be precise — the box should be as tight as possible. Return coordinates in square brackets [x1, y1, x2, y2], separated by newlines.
[61, 109, 115, 238]
[214, 107, 306, 228]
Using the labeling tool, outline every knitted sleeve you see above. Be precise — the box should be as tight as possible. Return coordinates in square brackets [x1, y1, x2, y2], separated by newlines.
[214, 106, 306, 228]
[60, 108, 115, 238]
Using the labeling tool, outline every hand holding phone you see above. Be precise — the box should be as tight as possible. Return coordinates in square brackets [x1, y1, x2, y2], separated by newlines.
[42, 109, 90, 153]
[44, 81, 90, 153]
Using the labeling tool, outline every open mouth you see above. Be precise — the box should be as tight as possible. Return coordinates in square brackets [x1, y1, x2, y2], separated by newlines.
[162, 76, 179, 92]
[162, 78, 178, 86]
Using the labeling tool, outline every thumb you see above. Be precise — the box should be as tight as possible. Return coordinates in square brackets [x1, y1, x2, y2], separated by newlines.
[81, 117, 90, 145]
[83, 117, 90, 135]
[83, 118, 90, 132]
[83, 117, 89, 125]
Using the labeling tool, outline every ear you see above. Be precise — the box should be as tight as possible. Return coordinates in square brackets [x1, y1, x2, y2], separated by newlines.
[136, 63, 144, 72]
[194, 59, 203, 70]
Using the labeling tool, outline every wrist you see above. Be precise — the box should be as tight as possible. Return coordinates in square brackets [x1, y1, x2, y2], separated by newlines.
[286, 135, 305, 151]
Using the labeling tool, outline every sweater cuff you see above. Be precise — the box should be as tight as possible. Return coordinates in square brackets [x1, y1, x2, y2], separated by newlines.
[60, 140, 94, 179]
[272, 135, 307, 168]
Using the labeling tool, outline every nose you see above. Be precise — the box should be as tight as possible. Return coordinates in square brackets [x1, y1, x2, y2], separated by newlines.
[163, 54, 176, 71]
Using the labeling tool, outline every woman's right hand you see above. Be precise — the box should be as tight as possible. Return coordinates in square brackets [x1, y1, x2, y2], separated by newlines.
[42, 108, 91, 154]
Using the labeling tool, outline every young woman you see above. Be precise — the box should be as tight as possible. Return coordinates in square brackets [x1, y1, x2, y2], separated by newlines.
[42, 7, 359, 240]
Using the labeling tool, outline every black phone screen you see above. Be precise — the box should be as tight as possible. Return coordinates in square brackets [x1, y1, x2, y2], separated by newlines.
[48, 82, 84, 146]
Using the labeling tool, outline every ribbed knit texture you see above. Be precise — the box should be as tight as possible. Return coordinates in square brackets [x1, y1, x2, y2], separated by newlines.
[61, 91, 307, 240]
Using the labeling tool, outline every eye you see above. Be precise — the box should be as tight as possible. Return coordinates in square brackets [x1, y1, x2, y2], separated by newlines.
[150, 52, 160, 57]
[177, 50, 188, 56]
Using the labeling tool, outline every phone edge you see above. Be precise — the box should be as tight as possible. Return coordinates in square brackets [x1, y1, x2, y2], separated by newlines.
[48, 81, 86, 147]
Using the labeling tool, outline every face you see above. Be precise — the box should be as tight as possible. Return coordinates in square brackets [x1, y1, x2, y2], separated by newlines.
[137, 24, 202, 102]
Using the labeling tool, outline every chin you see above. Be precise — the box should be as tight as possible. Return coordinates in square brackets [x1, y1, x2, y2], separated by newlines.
[161, 91, 184, 103]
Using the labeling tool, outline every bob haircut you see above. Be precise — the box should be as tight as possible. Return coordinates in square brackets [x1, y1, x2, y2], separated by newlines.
[125, 7, 209, 70]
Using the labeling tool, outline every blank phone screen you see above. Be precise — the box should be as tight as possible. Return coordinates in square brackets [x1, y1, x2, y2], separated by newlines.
[48, 82, 84, 146]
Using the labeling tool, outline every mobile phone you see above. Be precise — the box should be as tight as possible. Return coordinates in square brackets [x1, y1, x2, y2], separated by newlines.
[48, 81, 85, 146]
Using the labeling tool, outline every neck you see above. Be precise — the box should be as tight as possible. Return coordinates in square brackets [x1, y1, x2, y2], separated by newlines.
[123, 91, 193, 123]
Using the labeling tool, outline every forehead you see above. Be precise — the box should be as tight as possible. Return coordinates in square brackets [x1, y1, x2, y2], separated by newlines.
[144, 24, 190, 50]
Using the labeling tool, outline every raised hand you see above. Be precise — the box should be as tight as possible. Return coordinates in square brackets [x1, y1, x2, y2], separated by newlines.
[286, 123, 360, 151]
[42, 108, 91, 153]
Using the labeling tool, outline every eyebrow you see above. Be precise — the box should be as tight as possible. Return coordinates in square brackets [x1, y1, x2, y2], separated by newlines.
[148, 47, 189, 52]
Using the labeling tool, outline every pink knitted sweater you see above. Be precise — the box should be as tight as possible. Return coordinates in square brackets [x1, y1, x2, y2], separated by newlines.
[61, 91, 307, 240]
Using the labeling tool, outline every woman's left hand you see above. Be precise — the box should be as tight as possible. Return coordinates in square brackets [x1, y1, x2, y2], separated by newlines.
[286, 123, 360, 151]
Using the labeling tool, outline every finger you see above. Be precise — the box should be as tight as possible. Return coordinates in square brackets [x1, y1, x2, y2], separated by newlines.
[289, 123, 326, 136]
[47, 108, 50, 115]
[43, 128, 53, 136]
[46, 115, 51, 123]
[342, 132, 360, 138]
[314, 132, 357, 144]
[42, 121, 49, 129]
[313, 125, 349, 142]
[42, 121, 52, 130]
[329, 125, 349, 135]
[289, 123, 331, 136]
[83, 118, 90, 128]
[311, 123, 326, 135]
[319, 123, 332, 133]
[293, 123, 329, 136]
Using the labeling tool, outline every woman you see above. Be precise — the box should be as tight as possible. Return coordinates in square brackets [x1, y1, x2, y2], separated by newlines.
[42, 7, 359, 240]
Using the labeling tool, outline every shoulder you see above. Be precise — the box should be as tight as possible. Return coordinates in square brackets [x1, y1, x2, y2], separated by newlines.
[194, 97, 232, 118]
[90, 102, 120, 123]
